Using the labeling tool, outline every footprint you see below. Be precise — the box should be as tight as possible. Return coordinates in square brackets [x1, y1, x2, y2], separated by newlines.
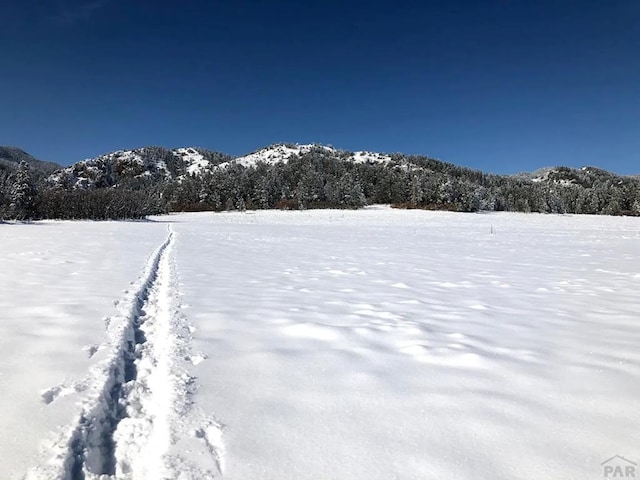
[189, 353, 208, 366]
[41, 384, 73, 404]
[195, 419, 226, 475]
[82, 344, 100, 358]
[41, 380, 88, 404]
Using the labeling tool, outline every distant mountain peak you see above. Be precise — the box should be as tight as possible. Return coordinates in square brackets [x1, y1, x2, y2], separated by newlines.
[0, 146, 61, 174]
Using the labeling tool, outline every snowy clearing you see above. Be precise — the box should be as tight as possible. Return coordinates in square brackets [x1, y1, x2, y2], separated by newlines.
[1, 209, 639, 479]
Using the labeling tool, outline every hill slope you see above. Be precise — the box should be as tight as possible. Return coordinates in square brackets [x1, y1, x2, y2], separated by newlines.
[0, 147, 61, 174]
[48, 146, 232, 189]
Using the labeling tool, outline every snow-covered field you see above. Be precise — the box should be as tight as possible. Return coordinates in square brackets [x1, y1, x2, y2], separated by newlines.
[1, 208, 639, 479]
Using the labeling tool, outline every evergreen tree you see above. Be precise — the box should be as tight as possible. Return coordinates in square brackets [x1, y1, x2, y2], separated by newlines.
[10, 161, 37, 220]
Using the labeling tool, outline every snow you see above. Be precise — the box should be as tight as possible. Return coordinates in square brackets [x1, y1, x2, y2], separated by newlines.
[2, 210, 640, 479]
[48, 144, 394, 185]
[349, 150, 391, 164]
[230, 144, 336, 168]
[174, 148, 210, 175]
[217, 144, 392, 170]
[529, 168, 575, 185]
[50, 149, 173, 188]
[0, 221, 167, 479]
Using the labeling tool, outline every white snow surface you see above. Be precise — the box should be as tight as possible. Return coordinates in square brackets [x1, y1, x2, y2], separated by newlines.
[2, 209, 640, 479]
[0, 221, 168, 478]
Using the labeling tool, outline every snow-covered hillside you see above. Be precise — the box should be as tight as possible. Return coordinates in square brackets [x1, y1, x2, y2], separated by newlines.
[2, 210, 639, 479]
[517, 165, 627, 189]
[48, 148, 172, 189]
[217, 143, 392, 169]
[233, 143, 336, 167]
[47, 144, 395, 189]
[47, 147, 231, 189]
[173, 147, 213, 175]
[0, 146, 61, 174]
[349, 150, 392, 164]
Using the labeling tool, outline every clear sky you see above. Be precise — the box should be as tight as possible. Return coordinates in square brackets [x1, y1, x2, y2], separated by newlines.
[1, 0, 638, 174]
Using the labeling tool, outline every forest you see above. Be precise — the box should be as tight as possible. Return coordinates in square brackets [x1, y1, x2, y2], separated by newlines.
[1, 144, 639, 220]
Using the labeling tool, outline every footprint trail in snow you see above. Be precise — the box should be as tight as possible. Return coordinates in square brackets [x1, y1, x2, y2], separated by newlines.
[26, 227, 223, 480]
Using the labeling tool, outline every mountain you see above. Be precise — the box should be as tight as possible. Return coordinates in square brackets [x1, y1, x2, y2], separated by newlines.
[0, 146, 61, 174]
[1, 142, 637, 220]
[46, 143, 397, 189]
[48, 146, 232, 189]
[46, 142, 638, 195]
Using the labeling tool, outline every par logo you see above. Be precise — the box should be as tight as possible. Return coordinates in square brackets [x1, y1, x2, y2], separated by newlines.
[602, 456, 637, 478]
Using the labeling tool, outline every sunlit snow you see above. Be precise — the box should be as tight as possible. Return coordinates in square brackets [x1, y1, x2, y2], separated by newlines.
[219, 144, 392, 169]
[174, 147, 211, 175]
[225, 144, 335, 168]
[2, 209, 639, 479]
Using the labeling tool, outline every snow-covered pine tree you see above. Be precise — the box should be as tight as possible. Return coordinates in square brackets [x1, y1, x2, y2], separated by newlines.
[9, 161, 37, 220]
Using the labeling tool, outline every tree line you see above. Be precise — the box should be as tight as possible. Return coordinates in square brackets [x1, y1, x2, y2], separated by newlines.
[1, 145, 639, 221]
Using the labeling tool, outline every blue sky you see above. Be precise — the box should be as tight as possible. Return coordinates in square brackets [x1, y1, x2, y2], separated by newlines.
[1, 0, 638, 174]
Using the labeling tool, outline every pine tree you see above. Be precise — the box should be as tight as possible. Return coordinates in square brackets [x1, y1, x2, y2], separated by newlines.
[333, 172, 366, 208]
[10, 161, 37, 220]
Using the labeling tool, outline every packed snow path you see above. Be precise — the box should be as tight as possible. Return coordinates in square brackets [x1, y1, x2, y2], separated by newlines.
[25, 227, 223, 480]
